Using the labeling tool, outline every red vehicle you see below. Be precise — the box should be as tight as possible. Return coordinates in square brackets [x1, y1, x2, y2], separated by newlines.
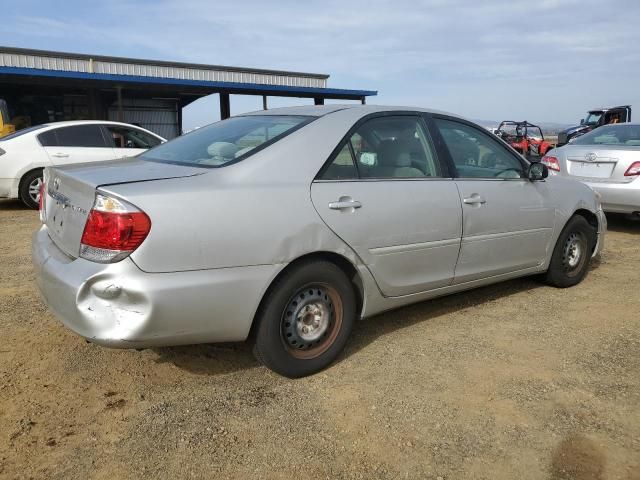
[495, 121, 554, 158]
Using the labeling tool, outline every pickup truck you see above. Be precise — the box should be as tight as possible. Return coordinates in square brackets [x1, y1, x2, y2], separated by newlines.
[557, 105, 631, 146]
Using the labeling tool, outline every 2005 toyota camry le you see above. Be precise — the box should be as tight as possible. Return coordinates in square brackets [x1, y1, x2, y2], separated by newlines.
[33, 105, 606, 377]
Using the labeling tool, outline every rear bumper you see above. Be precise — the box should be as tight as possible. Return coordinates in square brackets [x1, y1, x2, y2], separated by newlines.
[584, 179, 640, 214]
[0, 177, 18, 199]
[32, 226, 280, 348]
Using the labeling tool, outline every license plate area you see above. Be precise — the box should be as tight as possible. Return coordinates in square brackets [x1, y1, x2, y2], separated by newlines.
[568, 161, 615, 178]
[45, 193, 75, 243]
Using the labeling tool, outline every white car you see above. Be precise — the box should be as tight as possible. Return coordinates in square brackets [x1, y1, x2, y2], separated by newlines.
[0, 120, 165, 208]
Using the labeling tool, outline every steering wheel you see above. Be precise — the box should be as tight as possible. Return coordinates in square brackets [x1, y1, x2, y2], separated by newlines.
[494, 168, 522, 178]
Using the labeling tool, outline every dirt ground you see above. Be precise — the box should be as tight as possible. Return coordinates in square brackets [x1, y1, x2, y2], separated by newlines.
[0, 199, 638, 480]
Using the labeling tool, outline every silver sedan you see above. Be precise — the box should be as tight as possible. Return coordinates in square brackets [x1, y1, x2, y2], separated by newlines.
[32, 105, 606, 377]
[542, 123, 640, 214]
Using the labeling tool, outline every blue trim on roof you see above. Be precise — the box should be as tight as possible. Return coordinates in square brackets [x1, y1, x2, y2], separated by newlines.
[0, 66, 377, 98]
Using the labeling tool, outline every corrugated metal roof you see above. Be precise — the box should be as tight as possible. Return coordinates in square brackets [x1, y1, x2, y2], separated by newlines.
[0, 46, 329, 89]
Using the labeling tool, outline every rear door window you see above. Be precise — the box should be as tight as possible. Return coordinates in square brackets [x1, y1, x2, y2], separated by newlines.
[39, 125, 109, 148]
[319, 115, 443, 180]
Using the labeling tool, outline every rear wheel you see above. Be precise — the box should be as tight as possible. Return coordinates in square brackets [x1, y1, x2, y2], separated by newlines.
[19, 170, 43, 209]
[252, 260, 356, 378]
[545, 215, 596, 288]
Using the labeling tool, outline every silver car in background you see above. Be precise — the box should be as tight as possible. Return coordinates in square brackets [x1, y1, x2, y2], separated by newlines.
[542, 123, 640, 214]
[32, 105, 606, 377]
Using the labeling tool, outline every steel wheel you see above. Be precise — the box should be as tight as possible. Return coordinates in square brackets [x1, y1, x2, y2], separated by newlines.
[252, 260, 356, 377]
[281, 284, 343, 360]
[561, 231, 587, 277]
[545, 215, 596, 288]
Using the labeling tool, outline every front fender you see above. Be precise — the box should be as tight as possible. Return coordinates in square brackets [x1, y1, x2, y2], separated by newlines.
[542, 176, 604, 268]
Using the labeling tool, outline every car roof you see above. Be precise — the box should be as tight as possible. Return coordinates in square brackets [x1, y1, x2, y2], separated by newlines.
[240, 104, 467, 120]
[31, 120, 165, 140]
[588, 105, 631, 113]
[40, 120, 155, 129]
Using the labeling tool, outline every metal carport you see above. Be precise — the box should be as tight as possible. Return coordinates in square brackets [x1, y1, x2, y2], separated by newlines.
[0, 46, 377, 138]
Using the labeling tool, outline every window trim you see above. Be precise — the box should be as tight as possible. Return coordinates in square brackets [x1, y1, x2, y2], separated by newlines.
[427, 114, 530, 181]
[314, 111, 452, 182]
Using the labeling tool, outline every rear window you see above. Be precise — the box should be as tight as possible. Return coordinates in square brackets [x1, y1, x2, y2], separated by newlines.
[0, 125, 47, 142]
[140, 115, 311, 167]
[573, 125, 640, 146]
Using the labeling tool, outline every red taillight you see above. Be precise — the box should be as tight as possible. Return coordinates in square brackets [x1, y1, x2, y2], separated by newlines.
[38, 181, 46, 212]
[542, 155, 560, 172]
[624, 161, 640, 176]
[80, 194, 151, 263]
[81, 210, 151, 250]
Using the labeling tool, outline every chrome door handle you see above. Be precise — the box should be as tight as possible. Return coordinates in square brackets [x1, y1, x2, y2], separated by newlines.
[463, 195, 487, 205]
[51, 153, 69, 158]
[328, 199, 362, 210]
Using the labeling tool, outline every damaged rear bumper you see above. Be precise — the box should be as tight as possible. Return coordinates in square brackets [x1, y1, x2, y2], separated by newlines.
[32, 226, 279, 348]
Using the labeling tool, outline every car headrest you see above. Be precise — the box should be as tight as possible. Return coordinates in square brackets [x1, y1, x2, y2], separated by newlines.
[395, 153, 412, 167]
[377, 140, 404, 167]
[207, 142, 239, 158]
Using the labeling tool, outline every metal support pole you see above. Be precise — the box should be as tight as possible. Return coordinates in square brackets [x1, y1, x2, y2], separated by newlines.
[219, 93, 231, 120]
[177, 98, 185, 136]
[116, 86, 123, 122]
[361, 97, 366, 105]
[314, 97, 325, 106]
[87, 88, 101, 119]
[262, 95, 268, 110]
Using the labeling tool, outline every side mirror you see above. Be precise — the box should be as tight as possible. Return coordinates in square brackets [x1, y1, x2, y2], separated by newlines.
[580, 119, 585, 125]
[528, 162, 548, 181]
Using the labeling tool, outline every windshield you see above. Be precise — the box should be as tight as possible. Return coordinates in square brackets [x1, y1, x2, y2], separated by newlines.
[0, 125, 47, 142]
[572, 125, 640, 146]
[140, 115, 311, 167]
[583, 112, 603, 125]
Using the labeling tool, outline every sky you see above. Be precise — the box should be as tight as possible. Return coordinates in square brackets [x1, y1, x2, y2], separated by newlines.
[2, 0, 640, 130]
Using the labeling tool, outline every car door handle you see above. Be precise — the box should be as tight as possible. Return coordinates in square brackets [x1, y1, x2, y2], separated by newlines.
[51, 153, 69, 158]
[463, 195, 487, 205]
[328, 198, 362, 210]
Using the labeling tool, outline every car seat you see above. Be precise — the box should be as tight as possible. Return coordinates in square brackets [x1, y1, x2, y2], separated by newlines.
[376, 140, 423, 178]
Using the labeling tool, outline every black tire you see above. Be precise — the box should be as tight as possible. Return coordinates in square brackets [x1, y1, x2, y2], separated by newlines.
[545, 215, 597, 288]
[19, 169, 43, 209]
[252, 260, 357, 378]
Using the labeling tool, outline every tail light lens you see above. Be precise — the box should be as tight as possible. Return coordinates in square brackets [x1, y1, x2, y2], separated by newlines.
[624, 161, 640, 176]
[38, 182, 47, 223]
[38, 181, 46, 217]
[541, 155, 561, 172]
[80, 193, 151, 263]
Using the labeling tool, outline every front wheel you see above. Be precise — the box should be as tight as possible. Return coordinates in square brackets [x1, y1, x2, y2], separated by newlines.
[252, 260, 357, 378]
[545, 215, 597, 288]
[19, 170, 43, 209]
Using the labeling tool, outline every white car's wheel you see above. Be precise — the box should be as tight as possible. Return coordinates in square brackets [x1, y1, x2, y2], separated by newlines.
[19, 170, 43, 209]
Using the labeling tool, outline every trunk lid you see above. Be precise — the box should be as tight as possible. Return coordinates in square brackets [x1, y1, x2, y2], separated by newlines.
[561, 145, 640, 182]
[42, 159, 204, 258]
